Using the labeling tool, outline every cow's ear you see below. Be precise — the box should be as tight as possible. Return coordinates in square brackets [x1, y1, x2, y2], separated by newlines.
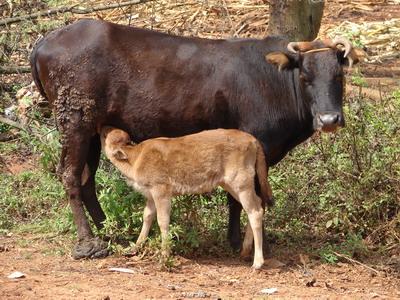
[112, 148, 128, 161]
[265, 52, 296, 71]
[338, 48, 366, 68]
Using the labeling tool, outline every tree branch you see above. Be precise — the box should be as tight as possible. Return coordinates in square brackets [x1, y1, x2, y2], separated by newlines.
[0, 0, 153, 26]
[0, 116, 27, 132]
[0, 66, 31, 74]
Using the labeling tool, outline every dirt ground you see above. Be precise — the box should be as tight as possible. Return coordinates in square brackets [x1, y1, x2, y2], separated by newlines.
[0, 234, 399, 299]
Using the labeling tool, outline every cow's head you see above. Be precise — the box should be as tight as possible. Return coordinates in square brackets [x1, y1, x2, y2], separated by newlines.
[266, 37, 362, 132]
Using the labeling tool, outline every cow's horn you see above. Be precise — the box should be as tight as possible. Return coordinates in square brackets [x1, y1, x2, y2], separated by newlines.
[331, 36, 352, 58]
[287, 42, 299, 53]
[287, 41, 315, 53]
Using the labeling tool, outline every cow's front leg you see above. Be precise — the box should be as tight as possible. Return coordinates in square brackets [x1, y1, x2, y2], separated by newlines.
[81, 134, 107, 230]
[60, 132, 108, 259]
[228, 193, 271, 256]
[228, 193, 243, 251]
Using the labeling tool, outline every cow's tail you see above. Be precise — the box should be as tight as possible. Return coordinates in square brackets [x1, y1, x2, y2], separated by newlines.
[29, 36, 49, 103]
[255, 141, 274, 208]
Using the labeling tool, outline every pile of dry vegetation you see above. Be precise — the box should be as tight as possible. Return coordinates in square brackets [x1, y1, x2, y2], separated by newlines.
[1, 0, 400, 73]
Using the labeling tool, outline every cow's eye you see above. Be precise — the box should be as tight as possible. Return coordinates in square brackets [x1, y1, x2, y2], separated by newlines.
[300, 74, 312, 85]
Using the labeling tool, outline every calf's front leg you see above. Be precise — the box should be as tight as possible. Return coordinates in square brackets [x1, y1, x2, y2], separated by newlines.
[133, 197, 157, 252]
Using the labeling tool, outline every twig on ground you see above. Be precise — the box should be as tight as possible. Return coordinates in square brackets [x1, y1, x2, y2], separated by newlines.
[333, 251, 380, 275]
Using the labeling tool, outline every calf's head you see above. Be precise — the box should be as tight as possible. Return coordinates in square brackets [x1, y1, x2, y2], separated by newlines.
[266, 37, 362, 133]
[100, 126, 131, 161]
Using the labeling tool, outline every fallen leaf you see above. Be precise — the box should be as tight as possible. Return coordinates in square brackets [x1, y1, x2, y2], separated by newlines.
[108, 267, 135, 274]
[299, 254, 310, 266]
[264, 258, 285, 269]
[7, 271, 25, 279]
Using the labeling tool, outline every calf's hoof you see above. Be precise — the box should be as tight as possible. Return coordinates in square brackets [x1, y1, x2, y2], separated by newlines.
[72, 237, 109, 259]
[252, 260, 264, 270]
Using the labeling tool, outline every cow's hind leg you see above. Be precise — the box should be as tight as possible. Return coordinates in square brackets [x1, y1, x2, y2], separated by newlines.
[60, 130, 108, 259]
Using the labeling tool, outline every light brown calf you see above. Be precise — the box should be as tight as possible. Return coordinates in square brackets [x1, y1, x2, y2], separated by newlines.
[100, 127, 273, 269]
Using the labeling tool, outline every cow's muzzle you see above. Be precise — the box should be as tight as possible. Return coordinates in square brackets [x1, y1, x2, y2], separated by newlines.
[315, 112, 344, 132]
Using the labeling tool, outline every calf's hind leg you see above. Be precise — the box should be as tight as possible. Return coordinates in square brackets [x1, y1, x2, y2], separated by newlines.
[153, 195, 172, 261]
[237, 190, 264, 269]
[228, 183, 271, 256]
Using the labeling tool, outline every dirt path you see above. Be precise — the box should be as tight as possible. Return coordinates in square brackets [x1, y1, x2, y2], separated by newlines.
[1, 235, 399, 299]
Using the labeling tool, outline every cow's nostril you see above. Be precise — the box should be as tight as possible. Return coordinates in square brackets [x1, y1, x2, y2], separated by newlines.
[319, 113, 339, 125]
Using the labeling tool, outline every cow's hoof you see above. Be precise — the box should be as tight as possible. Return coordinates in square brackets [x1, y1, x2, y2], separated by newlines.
[72, 237, 109, 259]
[229, 237, 242, 252]
[240, 251, 253, 262]
[263, 239, 272, 258]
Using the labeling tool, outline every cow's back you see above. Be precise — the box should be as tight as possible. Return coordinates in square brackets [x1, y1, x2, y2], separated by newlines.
[32, 19, 241, 135]
[30, 19, 313, 165]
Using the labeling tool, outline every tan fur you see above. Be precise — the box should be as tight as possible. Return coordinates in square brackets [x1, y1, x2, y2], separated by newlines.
[265, 52, 289, 71]
[100, 127, 273, 269]
[255, 142, 274, 208]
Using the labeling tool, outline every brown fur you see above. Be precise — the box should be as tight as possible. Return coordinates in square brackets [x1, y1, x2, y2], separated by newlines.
[100, 127, 273, 269]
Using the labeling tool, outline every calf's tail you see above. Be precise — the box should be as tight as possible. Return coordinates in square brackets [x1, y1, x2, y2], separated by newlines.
[255, 141, 274, 208]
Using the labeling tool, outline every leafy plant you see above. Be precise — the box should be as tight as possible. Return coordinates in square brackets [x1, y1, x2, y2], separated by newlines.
[266, 88, 400, 250]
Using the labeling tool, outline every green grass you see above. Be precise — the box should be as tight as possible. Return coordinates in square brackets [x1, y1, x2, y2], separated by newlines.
[0, 169, 71, 234]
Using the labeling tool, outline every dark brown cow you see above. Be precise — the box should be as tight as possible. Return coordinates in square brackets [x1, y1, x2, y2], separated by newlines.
[30, 19, 360, 259]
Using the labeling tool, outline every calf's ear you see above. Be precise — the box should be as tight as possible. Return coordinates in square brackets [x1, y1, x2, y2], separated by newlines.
[112, 148, 128, 161]
[265, 52, 297, 71]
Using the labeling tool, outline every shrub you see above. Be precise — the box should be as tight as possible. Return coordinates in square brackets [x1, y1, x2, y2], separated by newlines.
[267, 90, 400, 249]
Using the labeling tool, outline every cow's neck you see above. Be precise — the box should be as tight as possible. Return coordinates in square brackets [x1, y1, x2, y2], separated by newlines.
[262, 68, 314, 166]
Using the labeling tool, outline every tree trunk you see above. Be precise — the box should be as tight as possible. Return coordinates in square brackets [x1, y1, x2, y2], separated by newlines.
[268, 0, 325, 41]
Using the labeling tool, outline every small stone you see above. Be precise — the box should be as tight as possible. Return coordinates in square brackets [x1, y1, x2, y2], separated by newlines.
[181, 291, 211, 298]
[260, 287, 278, 295]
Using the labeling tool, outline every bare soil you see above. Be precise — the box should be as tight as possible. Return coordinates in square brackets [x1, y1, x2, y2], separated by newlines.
[1, 234, 399, 300]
